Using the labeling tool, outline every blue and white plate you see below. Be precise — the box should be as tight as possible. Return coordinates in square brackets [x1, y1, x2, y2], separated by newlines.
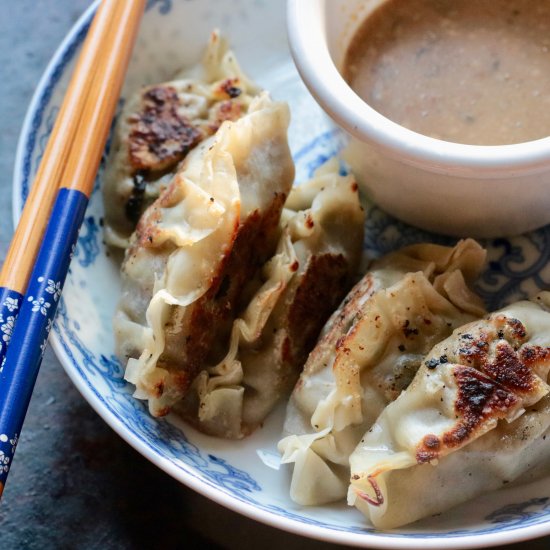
[12, 1, 550, 548]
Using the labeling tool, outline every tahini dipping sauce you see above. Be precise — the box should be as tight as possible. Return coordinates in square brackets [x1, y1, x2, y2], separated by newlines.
[343, 0, 550, 145]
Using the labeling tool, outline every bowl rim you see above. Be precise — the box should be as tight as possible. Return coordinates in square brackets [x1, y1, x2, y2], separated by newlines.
[10, 0, 550, 547]
[287, 0, 550, 178]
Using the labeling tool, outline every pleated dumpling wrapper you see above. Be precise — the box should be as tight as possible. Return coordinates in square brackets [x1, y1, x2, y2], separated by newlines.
[103, 30, 261, 248]
[116, 93, 294, 417]
[278, 240, 487, 505]
[174, 158, 365, 438]
[349, 293, 550, 529]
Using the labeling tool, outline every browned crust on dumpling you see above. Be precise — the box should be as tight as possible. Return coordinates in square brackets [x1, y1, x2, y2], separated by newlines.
[232, 252, 357, 437]
[156, 192, 287, 396]
[213, 77, 243, 100]
[286, 253, 350, 368]
[127, 80, 248, 175]
[455, 316, 550, 397]
[296, 274, 376, 386]
[416, 315, 550, 463]
[113, 79, 255, 235]
[416, 367, 518, 463]
[177, 250, 359, 436]
[207, 100, 245, 133]
[127, 85, 203, 173]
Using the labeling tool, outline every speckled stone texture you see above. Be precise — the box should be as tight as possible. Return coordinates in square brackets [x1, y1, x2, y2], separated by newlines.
[1, 2, 550, 550]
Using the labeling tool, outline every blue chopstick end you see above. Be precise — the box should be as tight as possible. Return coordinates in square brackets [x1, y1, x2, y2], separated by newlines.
[0, 288, 24, 370]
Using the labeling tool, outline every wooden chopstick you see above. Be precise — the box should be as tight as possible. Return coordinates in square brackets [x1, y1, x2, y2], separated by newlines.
[63, 0, 145, 198]
[0, 0, 118, 366]
[0, 0, 146, 496]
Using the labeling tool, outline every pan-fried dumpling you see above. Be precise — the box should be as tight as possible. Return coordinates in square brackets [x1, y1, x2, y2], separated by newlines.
[174, 159, 365, 438]
[116, 93, 294, 416]
[103, 30, 261, 248]
[349, 294, 550, 528]
[278, 240, 486, 505]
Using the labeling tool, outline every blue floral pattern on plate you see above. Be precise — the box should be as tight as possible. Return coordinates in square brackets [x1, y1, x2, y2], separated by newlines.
[12, 0, 550, 546]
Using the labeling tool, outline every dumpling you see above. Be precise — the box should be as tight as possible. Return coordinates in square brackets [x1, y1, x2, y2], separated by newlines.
[349, 294, 550, 528]
[278, 240, 487, 505]
[174, 159, 365, 438]
[103, 30, 261, 248]
[116, 93, 294, 416]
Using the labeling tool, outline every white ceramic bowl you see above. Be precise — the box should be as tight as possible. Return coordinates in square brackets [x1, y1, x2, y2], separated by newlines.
[287, 0, 550, 238]
[12, 0, 550, 548]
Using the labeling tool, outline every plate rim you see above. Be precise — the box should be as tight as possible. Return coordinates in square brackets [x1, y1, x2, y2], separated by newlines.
[10, 0, 550, 547]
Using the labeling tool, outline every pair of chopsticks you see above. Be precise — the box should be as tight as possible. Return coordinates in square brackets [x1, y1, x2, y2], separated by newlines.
[0, 0, 146, 496]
